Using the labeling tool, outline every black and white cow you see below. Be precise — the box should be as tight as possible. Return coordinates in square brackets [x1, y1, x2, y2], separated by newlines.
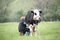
[18, 9, 42, 36]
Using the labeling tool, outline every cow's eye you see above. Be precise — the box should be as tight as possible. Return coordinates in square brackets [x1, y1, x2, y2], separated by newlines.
[34, 13, 37, 15]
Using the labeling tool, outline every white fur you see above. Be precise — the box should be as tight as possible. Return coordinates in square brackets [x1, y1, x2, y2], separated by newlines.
[33, 9, 41, 20]
[28, 24, 38, 36]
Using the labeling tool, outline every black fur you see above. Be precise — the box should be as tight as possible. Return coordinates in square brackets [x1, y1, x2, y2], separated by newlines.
[25, 11, 34, 24]
[39, 11, 42, 14]
[18, 18, 30, 35]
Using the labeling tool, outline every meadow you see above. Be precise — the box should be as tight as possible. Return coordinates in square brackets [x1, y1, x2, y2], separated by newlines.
[0, 22, 60, 40]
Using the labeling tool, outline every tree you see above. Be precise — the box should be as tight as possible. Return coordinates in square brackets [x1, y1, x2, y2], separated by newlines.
[0, 0, 15, 22]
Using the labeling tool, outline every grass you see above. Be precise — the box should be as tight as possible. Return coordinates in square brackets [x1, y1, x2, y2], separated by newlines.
[0, 22, 60, 40]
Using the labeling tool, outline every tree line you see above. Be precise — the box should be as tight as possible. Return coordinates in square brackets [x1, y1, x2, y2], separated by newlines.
[0, 0, 60, 22]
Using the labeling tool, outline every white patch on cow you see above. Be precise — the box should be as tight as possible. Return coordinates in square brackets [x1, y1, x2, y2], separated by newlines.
[33, 9, 40, 20]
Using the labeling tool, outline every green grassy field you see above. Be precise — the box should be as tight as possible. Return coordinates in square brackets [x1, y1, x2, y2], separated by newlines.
[0, 22, 60, 40]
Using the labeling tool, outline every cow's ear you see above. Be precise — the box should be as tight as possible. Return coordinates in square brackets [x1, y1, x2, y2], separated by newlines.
[39, 9, 42, 14]
[39, 11, 42, 14]
[31, 11, 34, 13]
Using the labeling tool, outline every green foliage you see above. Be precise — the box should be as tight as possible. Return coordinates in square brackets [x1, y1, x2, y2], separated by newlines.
[0, 0, 60, 22]
[16, 9, 25, 22]
[0, 0, 15, 22]
[0, 0, 34, 22]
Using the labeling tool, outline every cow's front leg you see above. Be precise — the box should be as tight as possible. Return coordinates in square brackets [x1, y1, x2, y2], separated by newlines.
[33, 24, 37, 36]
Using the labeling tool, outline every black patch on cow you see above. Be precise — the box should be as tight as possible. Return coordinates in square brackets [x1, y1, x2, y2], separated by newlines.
[25, 11, 34, 24]
[18, 19, 30, 35]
